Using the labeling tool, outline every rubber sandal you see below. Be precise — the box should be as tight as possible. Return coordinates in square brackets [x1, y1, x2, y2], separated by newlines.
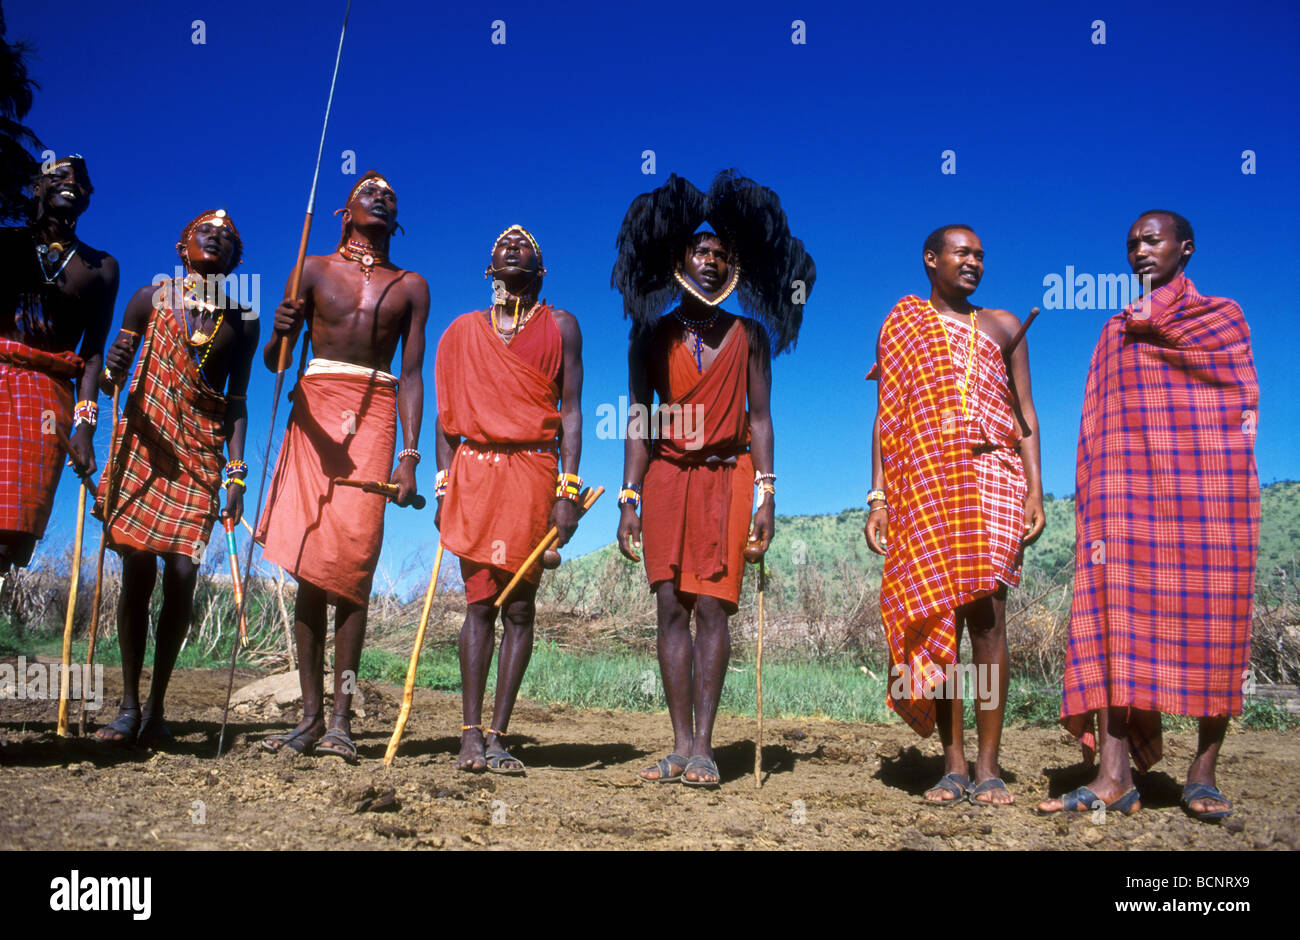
[968, 777, 1015, 806]
[1182, 782, 1233, 821]
[639, 753, 689, 784]
[682, 755, 721, 788]
[93, 707, 141, 746]
[315, 728, 359, 765]
[485, 745, 526, 775]
[924, 771, 971, 804]
[261, 726, 318, 755]
[1038, 785, 1141, 816]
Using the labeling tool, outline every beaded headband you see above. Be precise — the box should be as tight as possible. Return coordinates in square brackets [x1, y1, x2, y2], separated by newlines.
[488, 224, 546, 275]
[176, 209, 243, 268]
[345, 173, 394, 207]
[42, 154, 94, 194]
[674, 231, 741, 306]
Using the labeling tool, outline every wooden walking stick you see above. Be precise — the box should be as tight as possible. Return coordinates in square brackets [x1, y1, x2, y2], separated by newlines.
[383, 542, 445, 765]
[217, 0, 353, 758]
[333, 477, 427, 509]
[494, 486, 604, 608]
[79, 386, 121, 736]
[56, 482, 88, 738]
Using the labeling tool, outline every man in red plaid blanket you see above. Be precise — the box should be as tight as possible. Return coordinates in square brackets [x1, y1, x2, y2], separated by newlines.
[1039, 211, 1259, 821]
[865, 225, 1045, 806]
[92, 209, 258, 747]
[0, 155, 116, 575]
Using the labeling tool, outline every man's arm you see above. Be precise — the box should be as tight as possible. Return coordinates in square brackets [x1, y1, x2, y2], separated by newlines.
[865, 325, 888, 554]
[263, 258, 315, 371]
[746, 320, 775, 552]
[220, 310, 261, 525]
[550, 309, 583, 549]
[390, 274, 430, 507]
[616, 331, 654, 561]
[70, 255, 119, 475]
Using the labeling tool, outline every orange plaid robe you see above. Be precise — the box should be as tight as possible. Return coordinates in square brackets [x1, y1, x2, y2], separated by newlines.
[874, 296, 1023, 736]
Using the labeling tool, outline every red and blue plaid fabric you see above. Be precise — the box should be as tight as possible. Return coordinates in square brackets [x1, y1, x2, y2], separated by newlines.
[97, 296, 227, 557]
[875, 296, 1024, 736]
[1063, 275, 1259, 770]
[0, 337, 82, 537]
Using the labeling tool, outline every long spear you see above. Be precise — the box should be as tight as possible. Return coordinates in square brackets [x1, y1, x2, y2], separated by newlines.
[216, 0, 353, 758]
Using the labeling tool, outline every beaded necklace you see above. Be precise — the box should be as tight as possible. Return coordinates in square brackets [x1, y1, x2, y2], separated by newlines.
[339, 239, 385, 282]
[490, 298, 539, 343]
[173, 278, 225, 370]
[672, 307, 719, 373]
[938, 305, 979, 418]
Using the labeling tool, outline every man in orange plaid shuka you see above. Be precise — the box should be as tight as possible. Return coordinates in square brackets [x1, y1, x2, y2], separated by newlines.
[865, 225, 1045, 806]
[93, 210, 258, 748]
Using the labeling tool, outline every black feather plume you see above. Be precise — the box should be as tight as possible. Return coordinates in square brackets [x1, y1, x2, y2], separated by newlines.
[705, 169, 813, 356]
[610, 174, 706, 328]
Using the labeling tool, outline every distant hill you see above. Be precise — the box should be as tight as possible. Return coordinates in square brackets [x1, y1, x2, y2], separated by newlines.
[542, 481, 1299, 615]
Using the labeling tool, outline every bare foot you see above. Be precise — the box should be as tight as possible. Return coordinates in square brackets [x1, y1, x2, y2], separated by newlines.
[454, 726, 486, 772]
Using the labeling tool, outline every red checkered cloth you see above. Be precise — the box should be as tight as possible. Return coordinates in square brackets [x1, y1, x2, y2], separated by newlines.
[0, 337, 82, 537]
[97, 299, 227, 557]
[1063, 275, 1259, 770]
[873, 296, 1024, 736]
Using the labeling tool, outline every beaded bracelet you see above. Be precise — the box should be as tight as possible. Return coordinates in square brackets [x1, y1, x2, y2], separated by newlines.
[618, 482, 642, 511]
[556, 472, 582, 502]
[867, 488, 887, 507]
[73, 400, 98, 430]
[755, 481, 776, 509]
[223, 459, 249, 479]
[754, 471, 777, 484]
[222, 477, 247, 491]
[434, 469, 448, 499]
[397, 448, 421, 464]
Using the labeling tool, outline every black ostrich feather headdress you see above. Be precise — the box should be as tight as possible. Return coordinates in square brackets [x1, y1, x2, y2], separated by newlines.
[611, 169, 814, 356]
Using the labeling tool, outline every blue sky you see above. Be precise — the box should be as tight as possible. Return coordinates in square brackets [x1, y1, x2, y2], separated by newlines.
[11, 0, 1299, 595]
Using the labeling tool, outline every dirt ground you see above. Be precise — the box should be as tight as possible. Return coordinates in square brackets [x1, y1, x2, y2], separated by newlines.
[1, 660, 1297, 851]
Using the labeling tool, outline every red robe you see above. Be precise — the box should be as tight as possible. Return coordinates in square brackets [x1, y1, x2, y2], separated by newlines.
[435, 307, 563, 603]
[256, 364, 397, 605]
[641, 319, 754, 609]
[0, 337, 82, 538]
[98, 299, 227, 556]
